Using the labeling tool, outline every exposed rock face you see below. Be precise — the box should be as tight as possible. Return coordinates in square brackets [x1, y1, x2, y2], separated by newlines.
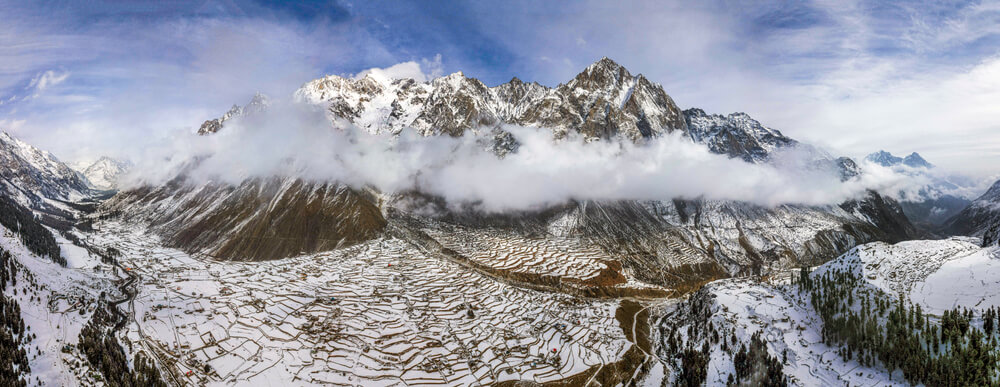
[102, 176, 386, 261]
[0, 132, 89, 205]
[197, 92, 270, 135]
[682, 108, 796, 163]
[943, 179, 1000, 242]
[294, 57, 687, 141]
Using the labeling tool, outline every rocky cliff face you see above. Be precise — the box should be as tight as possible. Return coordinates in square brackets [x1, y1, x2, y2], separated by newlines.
[0, 132, 89, 206]
[682, 108, 797, 163]
[943, 179, 1000, 243]
[198, 92, 270, 135]
[295, 57, 686, 141]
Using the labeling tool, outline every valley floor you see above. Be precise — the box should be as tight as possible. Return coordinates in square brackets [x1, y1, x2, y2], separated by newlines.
[80, 221, 655, 386]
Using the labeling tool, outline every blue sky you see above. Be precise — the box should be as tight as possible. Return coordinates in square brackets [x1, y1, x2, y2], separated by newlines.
[2, 0, 1000, 175]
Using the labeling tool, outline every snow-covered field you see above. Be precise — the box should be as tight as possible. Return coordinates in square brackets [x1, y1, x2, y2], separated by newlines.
[424, 227, 620, 284]
[83, 221, 636, 386]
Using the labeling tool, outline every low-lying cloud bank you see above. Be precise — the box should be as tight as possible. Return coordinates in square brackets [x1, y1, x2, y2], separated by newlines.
[122, 100, 932, 212]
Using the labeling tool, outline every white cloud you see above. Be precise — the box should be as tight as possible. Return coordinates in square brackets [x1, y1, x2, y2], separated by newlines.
[354, 54, 444, 82]
[0, 119, 26, 131]
[27, 69, 70, 93]
[123, 98, 921, 212]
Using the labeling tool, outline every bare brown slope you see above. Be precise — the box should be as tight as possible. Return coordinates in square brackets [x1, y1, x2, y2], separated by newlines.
[101, 177, 386, 261]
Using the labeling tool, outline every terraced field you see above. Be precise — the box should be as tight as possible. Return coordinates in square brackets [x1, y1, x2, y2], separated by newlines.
[423, 227, 624, 286]
[87, 221, 641, 386]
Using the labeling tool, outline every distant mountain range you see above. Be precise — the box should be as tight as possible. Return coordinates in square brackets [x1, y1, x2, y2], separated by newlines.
[863, 150, 981, 227]
[865, 150, 933, 169]
[0, 131, 89, 207]
[72, 156, 132, 191]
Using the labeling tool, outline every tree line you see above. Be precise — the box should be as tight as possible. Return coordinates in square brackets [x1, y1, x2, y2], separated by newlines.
[661, 289, 789, 386]
[796, 264, 1000, 386]
[0, 246, 30, 387]
[77, 302, 167, 387]
[0, 195, 63, 266]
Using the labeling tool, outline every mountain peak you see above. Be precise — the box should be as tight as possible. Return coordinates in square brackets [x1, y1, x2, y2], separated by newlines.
[865, 150, 903, 167]
[903, 152, 933, 168]
[80, 156, 131, 190]
[865, 150, 933, 168]
[589, 57, 624, 71]
[569, 57, 633, 91]
[199, 93, 270, 135]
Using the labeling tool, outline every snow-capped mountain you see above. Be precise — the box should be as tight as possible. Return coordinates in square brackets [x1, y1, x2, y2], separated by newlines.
[294, 57, 686, 141]
[0, 131, 89, 206]
[865, 150, 933, 169]
[293, 57, 849, 168]
[197, 92, 270, 135]
[864, 150, 977, 227]
[683, 108, 797, 163]
[75, 156, 132, 191]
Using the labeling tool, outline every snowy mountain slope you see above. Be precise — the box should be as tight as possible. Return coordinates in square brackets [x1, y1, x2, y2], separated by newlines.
[651, 237, 1000, 385]
[0, 132, 89, 206]
[682, 108, 797, 163]
[0, 221, 119, 386]
[819, 237, 1000, 315]
[75, 156, 132, 190]
[653, 279, 907, 386]
[197, 92, 270, 135]
[100, 176, 386, 261]
[943, 178, 1000, 241]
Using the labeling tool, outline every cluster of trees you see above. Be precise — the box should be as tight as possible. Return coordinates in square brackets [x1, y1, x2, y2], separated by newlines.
[797, 265, 1000, 386]
[662, 291, 789, 386]
[0, 195, 63, 266]
[77, 304, 167, 387]
[1, 248, 17, 290]
[0, 247, 29, 387]
[676, 346, 709, 386]
[731, 331, 787, 386]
